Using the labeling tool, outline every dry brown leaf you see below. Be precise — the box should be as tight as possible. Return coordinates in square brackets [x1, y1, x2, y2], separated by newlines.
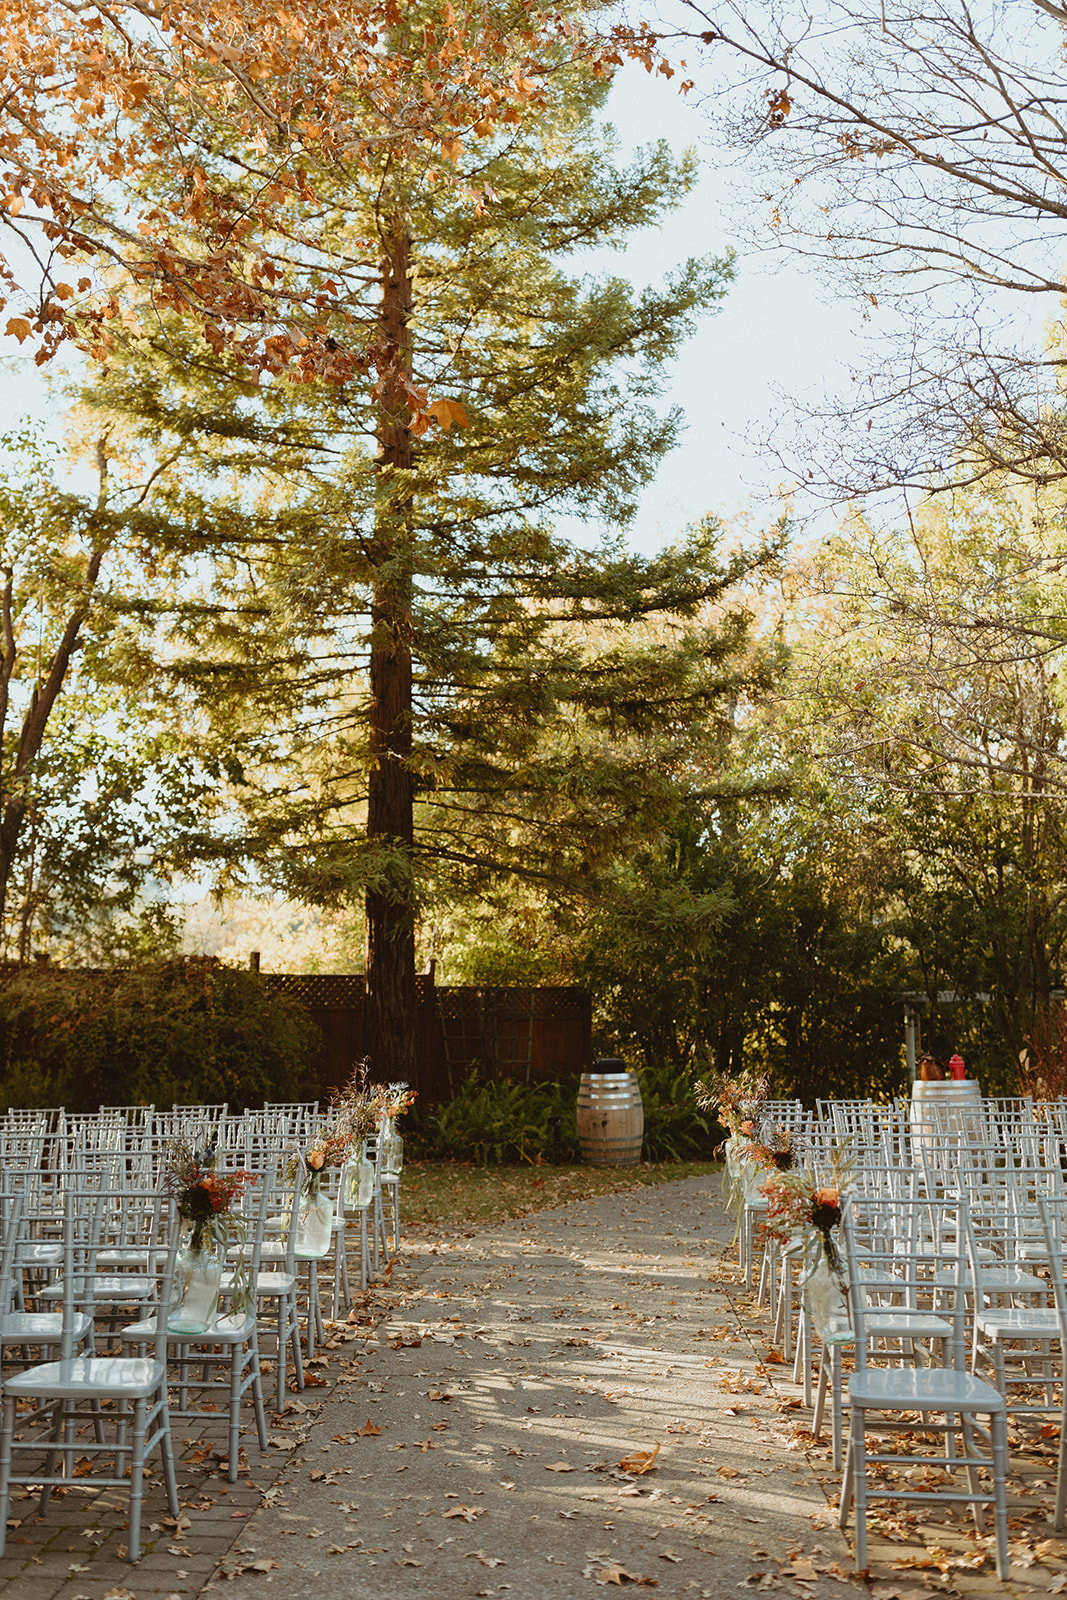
[762, 1348, 785, 1364]
[221, 1558, 280, 1578]
[583, 1561, 658, 1587]
[618, 1442, 661, 1476]
[545, 1461, 576, 1472]
[358, 1420, 383, 1437]
[783, 1558, 818, 1581]
[465, 1551, 506, 1567]
[442, 1505, 484, 1522]
[889, 1547, 988, 1574]
[1048, 1575, 1067, 1595]
[717, 1466, 741, 1479]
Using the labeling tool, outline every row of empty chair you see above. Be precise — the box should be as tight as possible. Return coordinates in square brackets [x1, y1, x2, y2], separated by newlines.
[740, 1091, 1067, 1580]
[0, 1097, 406, 1559]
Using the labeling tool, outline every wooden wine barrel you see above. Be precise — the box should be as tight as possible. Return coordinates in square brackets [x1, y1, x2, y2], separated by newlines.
[577, 1065, 644, 1167]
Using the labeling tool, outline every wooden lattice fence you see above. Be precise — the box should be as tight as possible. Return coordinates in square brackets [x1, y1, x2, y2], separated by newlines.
[262, 973, 590, 1102]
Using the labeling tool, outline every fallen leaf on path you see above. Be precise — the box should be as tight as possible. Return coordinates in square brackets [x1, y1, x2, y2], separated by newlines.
[442, 1505, 484, 1522]
[762, 1349, 785, 1364]
[218, 1558, 280, 1578]
[889, 1548, 989, 1574]
[466, 1550, 506, 1567]
[546, 1461, 576, 1473]
[583, 1561, 658, 1587]
[1049, 1576, 1067, 1595]
[358, 1420, 382, 1437]
[618, 1443, 660, 1476]
[782, 1559, 818, 1581]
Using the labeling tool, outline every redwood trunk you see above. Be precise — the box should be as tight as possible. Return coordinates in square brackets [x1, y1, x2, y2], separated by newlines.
[364, 225, 418, 1083]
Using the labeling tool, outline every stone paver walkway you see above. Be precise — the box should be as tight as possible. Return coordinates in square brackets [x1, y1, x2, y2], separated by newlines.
[5, 1175, 1067, 1599]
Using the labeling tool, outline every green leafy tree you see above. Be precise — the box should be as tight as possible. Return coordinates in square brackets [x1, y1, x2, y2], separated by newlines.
[74, 53, 780, 1080]
[786, 481, 1067, 1084]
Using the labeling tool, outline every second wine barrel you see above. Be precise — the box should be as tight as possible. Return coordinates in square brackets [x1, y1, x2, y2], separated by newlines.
[577, 1065, 644, 1167]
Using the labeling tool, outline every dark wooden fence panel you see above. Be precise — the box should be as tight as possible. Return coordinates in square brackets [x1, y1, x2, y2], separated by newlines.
[262, 974, 591, 1104]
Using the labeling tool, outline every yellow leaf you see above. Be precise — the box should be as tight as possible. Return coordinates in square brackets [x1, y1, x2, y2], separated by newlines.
[426, 397, 470, 431]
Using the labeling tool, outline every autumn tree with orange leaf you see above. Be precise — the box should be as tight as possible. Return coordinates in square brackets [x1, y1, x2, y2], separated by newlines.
[0, 0, 592, 381]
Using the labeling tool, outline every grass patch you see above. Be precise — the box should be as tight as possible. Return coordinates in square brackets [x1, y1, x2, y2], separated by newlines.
[400, 1159, 721, 1232]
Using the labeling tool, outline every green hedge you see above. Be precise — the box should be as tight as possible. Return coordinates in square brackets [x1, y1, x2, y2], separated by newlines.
[406, 1061, 718, 1166]
[0, 957, 320, 1112]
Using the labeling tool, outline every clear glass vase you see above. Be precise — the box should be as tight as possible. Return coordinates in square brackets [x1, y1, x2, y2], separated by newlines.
[344, 1144, 376, 1209]
[381, 1127, 404, 1180]
[294, 1173, 335, 1259]
[168, 1238, 224, 1334]
[802, 1242, 852, 1346]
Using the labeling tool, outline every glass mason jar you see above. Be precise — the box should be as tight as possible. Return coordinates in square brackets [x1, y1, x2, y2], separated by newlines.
[345, 1143, 376, 1209]
[380, 1118, 404, 1180]
[168, 1235, 224, 1335]
[294, 1169, 335, 1259]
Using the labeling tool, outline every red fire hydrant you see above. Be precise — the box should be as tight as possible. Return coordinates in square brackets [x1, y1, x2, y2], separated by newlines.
[948, 1053, 967, 1081]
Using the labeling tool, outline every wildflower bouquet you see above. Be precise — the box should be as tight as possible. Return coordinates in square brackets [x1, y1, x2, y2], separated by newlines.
[162, 1135, 255, 1254]
[694, 1071, 772, 1229]
[695, 1070, 768, 1142]
[761, 1150, 852, 1344]
[375, 1081, 417, 1120]
[749, 1124, 802, 1173]
[330, 1060, 382, 1145]
[162, 1134, 257, 1325]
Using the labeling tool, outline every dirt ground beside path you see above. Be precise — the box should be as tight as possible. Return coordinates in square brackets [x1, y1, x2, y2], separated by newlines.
[205, 1176, 868, 1600]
